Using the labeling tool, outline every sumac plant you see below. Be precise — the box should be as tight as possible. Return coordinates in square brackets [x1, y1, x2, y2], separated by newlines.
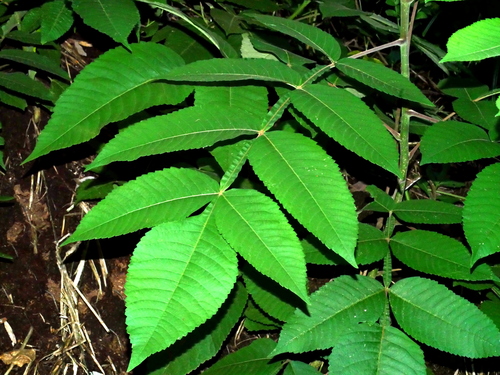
[24, 0, 500, 373]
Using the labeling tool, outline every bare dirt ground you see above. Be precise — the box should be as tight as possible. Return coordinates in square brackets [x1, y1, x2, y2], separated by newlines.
[0, 106, 134, 374]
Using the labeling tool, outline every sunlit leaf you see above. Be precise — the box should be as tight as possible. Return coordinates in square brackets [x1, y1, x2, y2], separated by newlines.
[126, 215, 238, 370]
[463, 163, 500, 265]
[390, 277, 500, 358]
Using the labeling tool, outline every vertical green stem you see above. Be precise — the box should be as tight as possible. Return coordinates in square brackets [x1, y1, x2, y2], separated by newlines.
[288, 0, 311, 20]
[381, 0, 416, 328]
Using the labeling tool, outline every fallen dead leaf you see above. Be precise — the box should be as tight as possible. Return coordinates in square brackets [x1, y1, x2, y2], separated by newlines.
[0, 348, 36, 367]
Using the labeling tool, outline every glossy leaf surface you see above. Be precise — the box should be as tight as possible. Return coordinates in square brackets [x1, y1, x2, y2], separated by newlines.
[329, 324, 425, 375]
[25, 43, 190, 162]
[390, 277, 500, 358]
[248, 131, 358, 266]
[390, 230, 497, 281]
[63, 168, 219, 243]
[463, 163, 500, 265]
[126, 215, 238, 370]
[273, 275, 385, 354]
[290, 84, 401, 177]
[336, 58, 433, 106]
[216, 189, 309, 302]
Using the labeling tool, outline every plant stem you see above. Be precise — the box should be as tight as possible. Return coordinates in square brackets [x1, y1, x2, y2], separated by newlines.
[288, 0, 311, 20]
[381, 0, 417, 328]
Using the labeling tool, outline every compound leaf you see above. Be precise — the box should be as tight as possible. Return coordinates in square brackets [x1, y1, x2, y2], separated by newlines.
[41, 0, 74, 44]
[71, 0, 139, 46]
[463, 163, 500, 265]
[328, 324, 425, 375]
[24, 42, 191, 163]
[441, 18, 500, 62]
[165, 58, 302, 87]
[126, 214, 238, 370]
[273, 275, 385, 354]
[420, 121, 500, 164]
[216, 189, 309, 303]
[147, 282, 247, 375]
[390, 277, 500, 358]
[202, 338, 281, 375]
[87, 105, 260, 170]
[248, 131, 358, 266]
[393, 199, 462, 224]
[390, 230, 497, 281]
[63, 168, 219, 244]
[290, 84, 401, 177]
[336, 58, 433, 106]
[245, 13, 342, 62]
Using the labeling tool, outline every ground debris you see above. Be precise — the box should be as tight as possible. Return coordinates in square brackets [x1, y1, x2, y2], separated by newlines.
[0, 348, 36, 367]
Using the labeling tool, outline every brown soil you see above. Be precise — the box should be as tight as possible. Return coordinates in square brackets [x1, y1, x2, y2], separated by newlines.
[0, 105, 133, 374]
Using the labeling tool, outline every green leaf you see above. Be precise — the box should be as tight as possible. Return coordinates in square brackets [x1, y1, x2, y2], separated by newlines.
[390, 277, 500, 358]
[250, 35, 315, 67]
[463, 163, 500, 265]
[0, 50, 69, 80]
[453, 99, 500, 132]
[153, 23, 216, 63]
[336, 58, 434, 106]
[420, 121, 500, 164]
[218, 140, 253, 190]
[202, 338, 281, 375]
[290, 85, 401, 177]
[4, 30, 42, 45]
[147, 283, 247, 375]
[74, 179, 118, 203]
[0, 72, 53, 102]
[41, 0, 74, 44]
[71, 0, 139, 47]
[441, 18, 500, 62]
[125, 214, 238, 370]
[328, 324, 425, 375]
[216, 189, 309, 302]
[302, 235, 347, 265]
[393, 199, 462, 224]
[241, 33, 278, 60]
[273, 275, 385, 354]
[194, 85, 269, 118]
[481, 298, 500, 331]
[364, 185, 397, 212]
[87, 106, 260, 170]
[390, 230, 497, 281]
[225, 0, 279, 12]
[24, 43, 191, 163]
[438, 78, 487, 100]
[320, 0, 367, 17]
[356, 223, 389, 265]
[245, 299, 282, 331]
[243, 264, 301, 322]
[165, 58, 302, 87]
[211, 8, 243, 35]
[0, 90, 27, 110]
[245, 13, 342, 62]
[137, 0, 239, 58]
[284, 361, 323, 375]
[248, 131, 358, 266]
[63, 168, 219, 244]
